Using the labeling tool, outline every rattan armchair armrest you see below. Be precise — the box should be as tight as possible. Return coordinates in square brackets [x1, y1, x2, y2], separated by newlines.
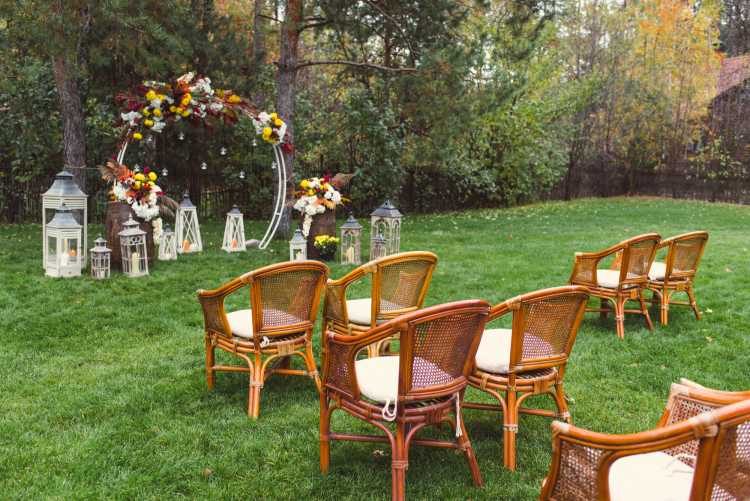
[196, 273, 250, 338]
[324, 267, 369, 325]
[322, 322, 399, 398]
[569, 242, 623, 286]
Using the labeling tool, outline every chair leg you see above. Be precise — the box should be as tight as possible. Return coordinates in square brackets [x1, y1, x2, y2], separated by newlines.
[304, 341, 322, 392]
[687, 285, 701, 320]
[248, 355, 263, 419]
[456, 409, 483, 486]
[205, 334, 215, 390]
[503, 389, 519, 471]
[614, 297, 626, 339]
[391, 424, 408, 501]
[553, 383, 571, 423]
[319, 392, 331, 474]
[659, 289, 671, 326]
[639, 291, 654, 331]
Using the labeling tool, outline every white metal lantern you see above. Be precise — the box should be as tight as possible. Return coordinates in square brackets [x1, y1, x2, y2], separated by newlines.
[158, 224, 178, 261]
[90, 236, 111, 279]
[340, 214, 363, 265]
[42, 171, 88, 269]
[222, 205, 246, 253]
[176, 191, 202, 253]
[370, 200, 402, 256]
[118, 216, 149, 277]
[44, 204, 83, 278]
[289, 229, 307, 261]
[370, 233, 387, 261]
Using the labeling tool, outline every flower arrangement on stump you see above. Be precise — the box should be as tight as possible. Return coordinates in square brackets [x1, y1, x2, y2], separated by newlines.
[293, 173, 353, 259]
[313, 235, 339, 261]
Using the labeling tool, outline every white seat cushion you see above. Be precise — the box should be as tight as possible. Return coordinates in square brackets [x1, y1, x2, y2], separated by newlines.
[649, 261, 666, 281]
[474, 328, 512, 374]
[609, 451, 694, 501]
[355, 356, 399, 403]
[226, 309, 254, 339]
[597, 269, 624, 288]
[347, 298, 373, 325]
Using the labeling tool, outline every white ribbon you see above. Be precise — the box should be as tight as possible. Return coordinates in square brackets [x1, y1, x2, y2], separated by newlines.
[454, 392, 463, 438]
[382, 399, 397, 421]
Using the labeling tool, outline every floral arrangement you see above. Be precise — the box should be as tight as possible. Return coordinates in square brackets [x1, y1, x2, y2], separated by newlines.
[99, 160, 178, 241]
[293, 175, 347, 237]
[313, 234, 339, 260]
[116, 72, 288, 148]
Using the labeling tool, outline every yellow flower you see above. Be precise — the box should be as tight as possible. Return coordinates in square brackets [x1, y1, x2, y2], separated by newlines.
[133, 181, 142, 190]
[157, 94, 166, 101]
[152, 108, 162, 117]
[181, 109, 191, 117]
[148, 172, 157, 181]
[270, 112, 278, 121]
[144, 119, 154, 127]
[180, 93, 192, 106]
[145, 90, 157, 101]
[273, 118, 283, 127]
[169, 105, 178, 113]
[262, 127, 272, 139]
[142, 107, 150, 116]
[134, 173, 146, 181]
[300, 179, 310, 189]
[228, 94, 241, 104]
[306, 189, 315, 196]
[133, 132, 143, 140]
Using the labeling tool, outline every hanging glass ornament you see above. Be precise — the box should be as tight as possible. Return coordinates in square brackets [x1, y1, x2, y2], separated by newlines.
[200, 162, 207, 170]
[220, 146, 227, 156]
[133, 164, 141, 172]
[161, 168, 168, 177]
[239, 170, 245, 180]
[178, 132, 185, 141]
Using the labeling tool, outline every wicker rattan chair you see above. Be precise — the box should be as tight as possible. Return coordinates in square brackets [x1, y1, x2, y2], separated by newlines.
[197, 261, 328, 419]
[569, 233, 661, 339]
[324, 251, 437, 357]
[540, 382, 750, 500]
[320, 300, 490, 501]
[464, 286, 589, 471]
[646, 231, 709, 326]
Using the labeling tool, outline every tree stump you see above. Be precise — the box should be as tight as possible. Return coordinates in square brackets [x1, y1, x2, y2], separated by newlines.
[303, 210, 336, 259]
[105, 201, 156, 269]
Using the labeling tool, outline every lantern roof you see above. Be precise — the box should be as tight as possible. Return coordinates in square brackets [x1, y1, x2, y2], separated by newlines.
[43, 170, 87, 199]
[370, 200, 402, 219]
[341, 214, 363, 230]
[228, 204, 242, 216]
[290, 229, 306, 244]
[179, 191, 196, 208]
[118, 216, 146, 237]
[47, 204, 82, 229]
[163, 223, 174, 234]
[92, 236, 111, 252]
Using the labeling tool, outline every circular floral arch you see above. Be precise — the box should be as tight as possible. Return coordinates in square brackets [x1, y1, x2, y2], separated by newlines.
[105, 72, 289, 249]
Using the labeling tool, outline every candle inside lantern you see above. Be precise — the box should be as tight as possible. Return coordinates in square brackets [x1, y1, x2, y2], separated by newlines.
[182, 239, 190, 252]
[131, 251, 140, 272]
[231, 238, 237, 249]
[346, 246, 355, 262]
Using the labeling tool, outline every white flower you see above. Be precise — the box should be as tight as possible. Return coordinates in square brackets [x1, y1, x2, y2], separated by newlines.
[302, 216, 312, 237]
[331, 191, 342, 204]
[150, 98, 162, 108]
[151, 121, 166, 133]
[209, 102, 224, 112]
[258, 111, 270, 123]
[121, 111, 141, 126]
[305, 204, 318, 216]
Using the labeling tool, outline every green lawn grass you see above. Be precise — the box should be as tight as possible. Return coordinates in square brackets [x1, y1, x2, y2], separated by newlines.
[1, 197, 749, 500]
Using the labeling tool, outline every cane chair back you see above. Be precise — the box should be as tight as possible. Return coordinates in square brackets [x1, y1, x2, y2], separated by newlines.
[374, 253, 436, 320]
[507, 287, 589, 373]
[399, 305, 489, 398]
[251, 264, 327, 337]
[662, 231, 709, 282]
[616, 234, 661, 288]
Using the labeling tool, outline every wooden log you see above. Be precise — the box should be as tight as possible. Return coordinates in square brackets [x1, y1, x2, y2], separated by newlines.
[303, 210, 336, 259]
[105, 201, 156, 269]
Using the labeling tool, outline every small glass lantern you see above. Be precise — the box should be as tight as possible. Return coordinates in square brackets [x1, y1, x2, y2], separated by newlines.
[370, 200, 402, 256]
[90, 236, 111, 279]
[44, 204, 83, 278]
[370, 232, 387, 261]
[42, 171, 88, 269]
[221, 205, 246, 253]
[340, 214, 363, 265]
[118, 216, 149, 277]
[289, 229, 307, 261]
[159, 224, 178, 261]
[176, 191, 203, 253]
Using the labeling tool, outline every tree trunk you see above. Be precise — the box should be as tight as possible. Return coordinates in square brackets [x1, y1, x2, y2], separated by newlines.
[52, 54, 87, 192]
[253, 0, 267, 107]
[276, 0, 303, 238]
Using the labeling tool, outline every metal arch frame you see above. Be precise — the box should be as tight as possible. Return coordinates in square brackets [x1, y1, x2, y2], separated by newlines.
[116, 137, 286, 251]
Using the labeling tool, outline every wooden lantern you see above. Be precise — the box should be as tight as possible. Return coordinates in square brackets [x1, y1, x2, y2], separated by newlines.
[44, 204, 83, 278]
[221, 205, 246, 253]
[369, 233, 387, 261]
[340, 214, 362, 265]
[370, 200, 402, 256]
[42, 171, 88, 268]
[159, 224, 177, 261]
[118, 216, 149, 277]
[176, 191, 202, 253]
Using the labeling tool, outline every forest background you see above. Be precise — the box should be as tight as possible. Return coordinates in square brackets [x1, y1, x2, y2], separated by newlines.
[1, 0, 748, 226]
